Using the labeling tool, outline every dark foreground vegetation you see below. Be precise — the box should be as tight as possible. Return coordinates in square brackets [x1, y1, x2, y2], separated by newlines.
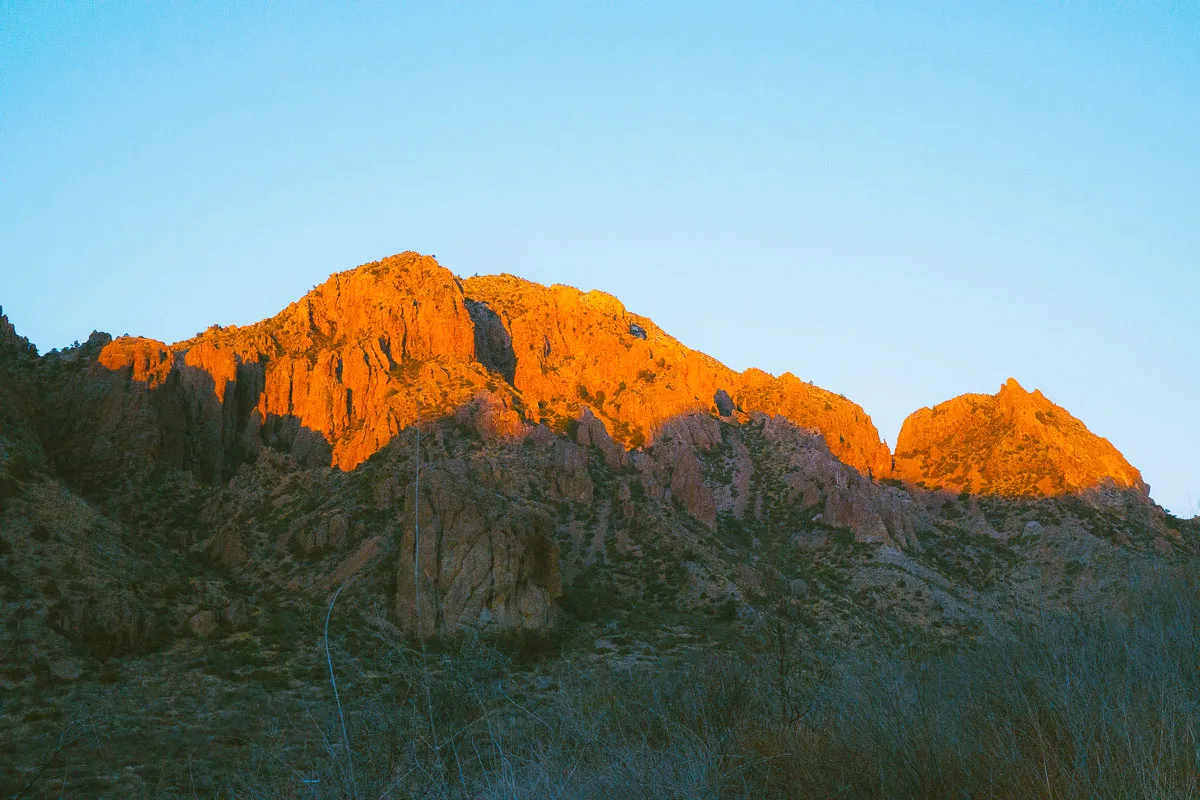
[12, 564, 1197, 799]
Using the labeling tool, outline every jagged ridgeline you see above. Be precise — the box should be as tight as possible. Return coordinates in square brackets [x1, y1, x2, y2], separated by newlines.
[2, 255, 1197, 797]
[78, 253, 892, 478]
[0, 252, 1186, 651]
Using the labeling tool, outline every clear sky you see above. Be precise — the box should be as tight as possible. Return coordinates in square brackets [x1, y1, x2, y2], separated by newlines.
[2, 3, 1197, 517]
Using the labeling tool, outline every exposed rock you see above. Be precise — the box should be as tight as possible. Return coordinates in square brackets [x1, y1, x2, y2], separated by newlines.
[96, 336, 174, 388]
[735, 369, 893, 480]
[893, 378, 1147, 498]
[668, 445, 717, 529]
[395, 469, 561, 638]
[753, 413, 920, 547]
[714, 389, 734, 417]
[456, 391, 527, 441]
[4, 255, 1183, 657]
[188, 610, 218, 639]
[462, 273, 890, 475]
[326, 535, 387, 590]
[575, 408, 625, 468]
[70, 254, 497, 477]
[50, 658, 82, 681]
[47, 254, 898, 499]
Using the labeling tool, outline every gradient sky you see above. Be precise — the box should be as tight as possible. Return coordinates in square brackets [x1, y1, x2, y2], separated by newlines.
[2, 3, 1197, 516]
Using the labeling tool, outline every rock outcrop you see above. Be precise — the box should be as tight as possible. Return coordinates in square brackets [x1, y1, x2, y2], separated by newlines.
[893, 378, 1147, 498]
[395, 468, 561, 637]
[47, 254, 892, 487]
[461, 273, 890, 475]
[745, 413, 920, 548]
[46, 255, 513, 480]
[0, 308, 46, 497]
[735, 369, 892, 480]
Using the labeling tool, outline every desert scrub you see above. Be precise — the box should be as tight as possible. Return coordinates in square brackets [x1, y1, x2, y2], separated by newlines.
[220, 561, 1200, 800]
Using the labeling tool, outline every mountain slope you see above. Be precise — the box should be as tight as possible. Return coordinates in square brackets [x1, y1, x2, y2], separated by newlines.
[3, 257, 1197, 797]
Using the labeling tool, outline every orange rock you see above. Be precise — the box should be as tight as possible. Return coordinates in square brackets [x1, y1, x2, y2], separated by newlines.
[89, 255, 892, 479]
[100, 256, 1141, 508]
[893, 378, 1147, 497]
[734, 369, 893, 479]
[173, 253, 497, 471]
[461, 273, 890, 477]
[180, 342, 238, 403]
[97, 337, 173, 388]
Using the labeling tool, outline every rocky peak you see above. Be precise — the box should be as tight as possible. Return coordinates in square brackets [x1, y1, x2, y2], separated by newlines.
[0, 307, 36, 361]
[893, 379, 1147, 498]
[59, 253, 895, 483]
[461, 273, 891, 477]
[734, 369, 893, 480]
[180, 252, 476, 364]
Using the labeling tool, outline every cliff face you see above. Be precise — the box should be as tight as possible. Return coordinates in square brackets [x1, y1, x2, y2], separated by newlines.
[460, 273, 890, 475]
[893, 378, 1148, 498]
[461, 274, 728, 447]
[64, 253, 890, 481]
[734, 369, 893, 480]
[0, 309, 46, 499]
[70, 254, 509, 476]
[55, 255, 1148, 507]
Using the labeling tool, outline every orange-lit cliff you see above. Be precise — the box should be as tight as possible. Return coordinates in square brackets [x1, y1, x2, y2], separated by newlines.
[892, 378, 1147, 497]
[89, 253, 1146, 501]
[95, 253, 891, 476]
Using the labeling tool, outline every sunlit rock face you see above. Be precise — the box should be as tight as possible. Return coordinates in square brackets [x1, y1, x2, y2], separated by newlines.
[74, 253, 892, 482]
[733, 369, 893, 481]
[892, 378, 1147, 498]
[54, 254, 1150, 513]
[80, 254, 514, 476]
[461, 273, 891, 476]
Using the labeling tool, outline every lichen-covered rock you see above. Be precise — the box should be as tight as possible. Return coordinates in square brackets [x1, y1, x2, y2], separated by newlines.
[188, 610, 218, 639]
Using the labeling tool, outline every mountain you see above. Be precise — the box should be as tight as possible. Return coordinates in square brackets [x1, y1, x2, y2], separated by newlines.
[71, 254, 1139, 502]
[2, 253, 1195, 796]
[72, 252, 892, 480]
[459, 272, 893, 477]
[893, 377, 1147, 498]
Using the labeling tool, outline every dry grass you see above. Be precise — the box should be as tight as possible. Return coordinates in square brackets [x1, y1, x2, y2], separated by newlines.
[221, 562, 1200, 800]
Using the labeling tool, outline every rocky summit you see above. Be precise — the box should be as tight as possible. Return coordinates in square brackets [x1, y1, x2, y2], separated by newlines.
[82, 253, 893, 479]
[65, 254, 1137, 499]
[893, 377, 1147, 498]
[1, 253, 1195, 797]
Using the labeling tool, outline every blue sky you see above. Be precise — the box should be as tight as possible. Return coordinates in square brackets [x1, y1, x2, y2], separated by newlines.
[2, 3, 1197, 516]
